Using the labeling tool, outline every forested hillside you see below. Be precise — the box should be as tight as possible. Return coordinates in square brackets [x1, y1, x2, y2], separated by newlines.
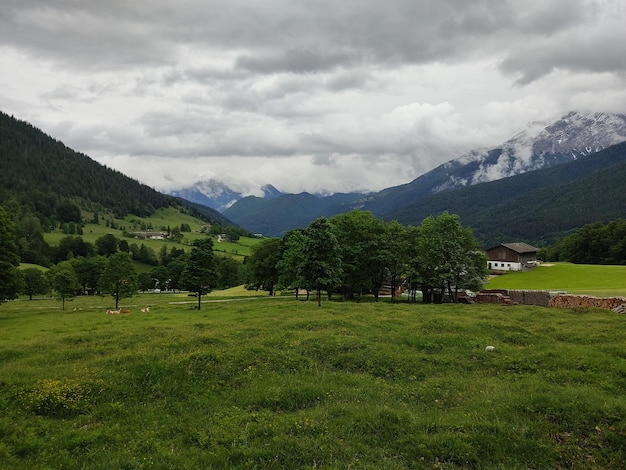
[223, 191, 366, 236]
[383, 141, 626, 247]
[0, 111, 231, 228]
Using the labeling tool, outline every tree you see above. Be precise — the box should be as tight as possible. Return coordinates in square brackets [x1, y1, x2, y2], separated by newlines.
[95, 233, 118, 256]
[382, 220, 408, 304]
[16, 214, 50, 266]
[166, 256, 188, 292]
[20, 268, 49, 300]
[49, 261, 80, 310]
[99, 252, 138, 308]
[330, 211, 387, 301]
[170, 226, 183, 243]
[300, 218, 343, 307]
[137, 272, 154, 292]
[277, 229, 307, 299]
[137, 244, 158, 265]
[151, 265, 170, 291]
[71, 256, 106, 295]
[55, 236, 94, 263]
[246, 238, 282, 295]
[412, 212, 487, 303]
[55, 202, 81, 224]
[216, 257, 243, 289]
[181, 238, 217, 309]
[0, 206, 21, 304]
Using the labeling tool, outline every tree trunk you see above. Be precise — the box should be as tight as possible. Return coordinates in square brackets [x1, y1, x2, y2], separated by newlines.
[197, 292, 201, 310]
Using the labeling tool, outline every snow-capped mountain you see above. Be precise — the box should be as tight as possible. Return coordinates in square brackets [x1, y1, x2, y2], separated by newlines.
[169, 179, 282, 212]
[432, 111, 626, 192]
[170, 111, 626, 218]
[326, 111, 626, 218]
[169, 179, 243, 212]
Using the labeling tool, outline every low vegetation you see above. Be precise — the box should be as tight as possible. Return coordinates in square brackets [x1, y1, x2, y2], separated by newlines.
[1, 295, 625, 468]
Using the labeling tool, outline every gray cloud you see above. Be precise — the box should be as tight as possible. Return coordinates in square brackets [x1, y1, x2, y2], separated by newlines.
[0, 0, 624, 195]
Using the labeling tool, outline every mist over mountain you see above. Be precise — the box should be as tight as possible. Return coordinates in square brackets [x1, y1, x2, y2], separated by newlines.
[219, 111, 626, 237]
[326, 111, 626, 217]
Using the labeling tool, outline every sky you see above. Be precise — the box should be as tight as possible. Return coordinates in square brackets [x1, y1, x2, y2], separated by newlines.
[1, 0, 625, 197]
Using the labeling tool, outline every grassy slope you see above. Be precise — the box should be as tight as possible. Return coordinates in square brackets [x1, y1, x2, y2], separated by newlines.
[1, 296, 625, 468]
[43, 207, 262, 261]
[485, 262, 626, 297]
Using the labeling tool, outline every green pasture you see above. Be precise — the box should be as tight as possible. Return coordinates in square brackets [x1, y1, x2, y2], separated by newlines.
[1, 294, 625, 469]
[42, 206, 262, 261]
[485, 262, 626, 297]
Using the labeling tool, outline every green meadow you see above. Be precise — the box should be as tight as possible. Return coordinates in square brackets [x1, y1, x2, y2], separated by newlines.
[1, 293, 625, 469]
[485, 262, 626, 297]
[43, 206, 262, 262]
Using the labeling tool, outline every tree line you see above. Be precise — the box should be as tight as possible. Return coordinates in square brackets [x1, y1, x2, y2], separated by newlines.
[0, 205, 246, 309]
[246, 210, 488, 306]
[539, 219, 626, 265]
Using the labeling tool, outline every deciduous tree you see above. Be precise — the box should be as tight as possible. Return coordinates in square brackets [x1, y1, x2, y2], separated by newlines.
[20, 267, 49, 300]
[99, 252, 138, 309]
[246, 238, 282, 295]
[49, 261, 80, 310]
[301, 217, 343, 307]
[412, 212, 487, 303]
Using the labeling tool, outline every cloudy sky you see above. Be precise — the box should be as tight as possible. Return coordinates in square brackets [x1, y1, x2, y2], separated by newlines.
[1, 0, 625, 196]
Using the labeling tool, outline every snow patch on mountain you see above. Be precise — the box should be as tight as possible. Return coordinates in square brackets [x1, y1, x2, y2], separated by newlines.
[437, 111, 626, 191]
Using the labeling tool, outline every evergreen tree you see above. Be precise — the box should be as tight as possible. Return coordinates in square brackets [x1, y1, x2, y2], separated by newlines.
[0, 206, 21, 303]
[181, 238, 217, 309]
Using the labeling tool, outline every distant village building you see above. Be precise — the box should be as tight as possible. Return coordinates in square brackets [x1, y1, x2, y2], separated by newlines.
[486, 242, 539, 271]
[133, 231, 167, 240]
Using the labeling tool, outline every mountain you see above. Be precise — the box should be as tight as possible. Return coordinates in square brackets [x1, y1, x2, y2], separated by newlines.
[223, 191, 368, 236]
[0, 111, 233, 228]
[170, 179, 244, 212]
[169, 180, 284, 212]
[325, 111, 626, 217]
[222, 111, 626, 237]
[383, 140, 626, 247]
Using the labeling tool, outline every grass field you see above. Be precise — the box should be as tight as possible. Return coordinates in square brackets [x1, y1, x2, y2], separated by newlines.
[1, 293, 625, 468]
[485, 262, 626, 297]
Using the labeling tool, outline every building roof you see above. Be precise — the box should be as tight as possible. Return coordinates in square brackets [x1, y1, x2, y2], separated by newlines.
[487, 242, 539, 254]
